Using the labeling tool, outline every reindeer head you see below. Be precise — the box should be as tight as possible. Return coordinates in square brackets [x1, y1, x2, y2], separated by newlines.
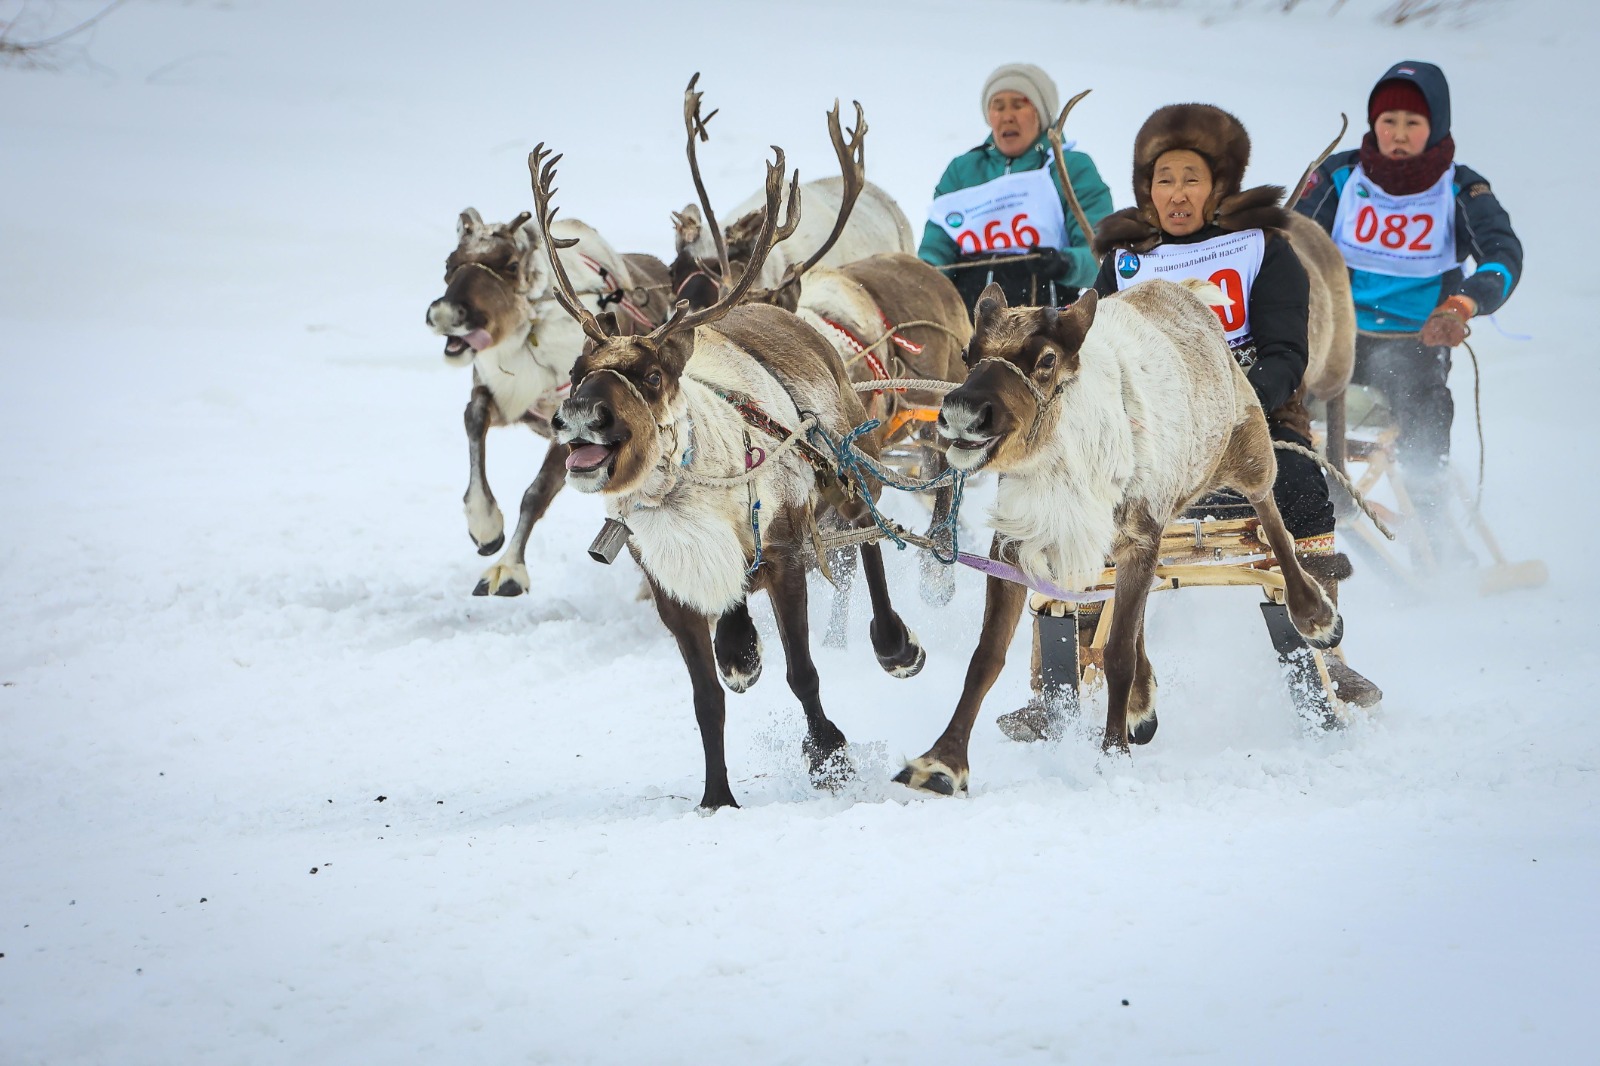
[937, 284, 1098, 473]
[530, 140, 798, 497]
[426, 208, 550, 366]
[668, 204, 723, 313]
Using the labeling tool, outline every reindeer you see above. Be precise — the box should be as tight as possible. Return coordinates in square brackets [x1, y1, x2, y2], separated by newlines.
[530, 138, 927, 811]
[668, 76, 913, 308]
[673, 80, 974, 608]
[894, 279, 1343, 796]
[426, 210, 672, 596]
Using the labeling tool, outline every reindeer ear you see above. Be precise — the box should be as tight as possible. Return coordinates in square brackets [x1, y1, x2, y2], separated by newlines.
[595, 310, 620, 336]
[458, 207, 484, 240]
[1051, 288, 1097, 356]
[974, 281, 1008, 327]
[657, 330, 695, 375]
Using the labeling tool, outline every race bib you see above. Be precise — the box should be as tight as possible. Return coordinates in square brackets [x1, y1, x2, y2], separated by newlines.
[928, 164, 1068, 255]
[1113, 229, 1265, 348]
[1332, 165, 1460, 278]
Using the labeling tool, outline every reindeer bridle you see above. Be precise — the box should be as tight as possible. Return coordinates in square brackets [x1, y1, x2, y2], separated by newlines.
[962, 352, 1071, 446]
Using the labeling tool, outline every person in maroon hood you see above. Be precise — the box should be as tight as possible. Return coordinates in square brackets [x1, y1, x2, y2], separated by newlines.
[1297, 61, 1523, 562]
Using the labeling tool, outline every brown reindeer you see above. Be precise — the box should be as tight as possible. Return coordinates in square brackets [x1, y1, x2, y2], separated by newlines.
[672, 82, 974, 609]
[531, 141, 926, 810]
[894, 279, 1342, 796]
[427, 211, 672, 596]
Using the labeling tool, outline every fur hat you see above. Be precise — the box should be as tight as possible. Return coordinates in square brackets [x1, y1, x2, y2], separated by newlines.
[980, 63, 1059, 128]
[1093, 103, 1287, 256]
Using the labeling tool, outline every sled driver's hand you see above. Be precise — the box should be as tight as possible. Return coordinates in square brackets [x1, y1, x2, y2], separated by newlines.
[1420, 295, 1476, 347]
[1029, 245, 1072, 280]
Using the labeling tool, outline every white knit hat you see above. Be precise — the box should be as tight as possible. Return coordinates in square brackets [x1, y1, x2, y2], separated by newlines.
[980, 63, 1059, 126]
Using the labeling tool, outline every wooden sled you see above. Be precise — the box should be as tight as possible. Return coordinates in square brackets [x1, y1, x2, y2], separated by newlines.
[1312, 387, 1547, 597]
[1030, 512, 1352, 730]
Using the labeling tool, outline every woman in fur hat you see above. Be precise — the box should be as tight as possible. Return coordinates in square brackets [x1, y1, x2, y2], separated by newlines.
[1296, 61, 1523, 564]
[996, 103, 1379, 745]
[916, 63, 1114, 312]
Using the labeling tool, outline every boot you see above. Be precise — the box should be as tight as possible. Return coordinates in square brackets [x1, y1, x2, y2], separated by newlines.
[996, 598, 1100, 742]
[1299, 552, 1383, 709]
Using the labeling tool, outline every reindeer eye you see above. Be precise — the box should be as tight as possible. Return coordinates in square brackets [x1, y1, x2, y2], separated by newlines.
[1037, 351, 1057, 373]
[645, 369, 662, 389]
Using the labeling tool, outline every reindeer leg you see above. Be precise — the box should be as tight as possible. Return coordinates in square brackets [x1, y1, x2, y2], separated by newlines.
[1224, 413, 1342, 648]
[895, 534, 1027, 795]
[860, 541, 926, 678]
[713, 599, 763, 693]
[463, 385, 504, 556]
[763, 540, 852, 791]
[1252, 491, 1342, 649]
[475, 438, 567, 597]
[1102, 517, 1162, 754]
[918, 444, 957, 608]
[646, 576, 738, 810]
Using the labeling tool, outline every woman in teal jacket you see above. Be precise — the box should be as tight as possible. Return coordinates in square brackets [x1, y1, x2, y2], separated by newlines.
[917, 63, 1114, 310]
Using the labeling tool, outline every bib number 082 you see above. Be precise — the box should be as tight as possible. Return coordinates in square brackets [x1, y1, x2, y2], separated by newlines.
[1353, 205, 1435, 251]
[956, 213, 1042, 254]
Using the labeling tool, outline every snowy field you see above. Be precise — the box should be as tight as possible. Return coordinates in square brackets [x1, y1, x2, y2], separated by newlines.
[3, 0, 1596, 1062]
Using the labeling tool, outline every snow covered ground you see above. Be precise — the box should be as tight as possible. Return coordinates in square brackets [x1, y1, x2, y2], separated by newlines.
[3, 0, 1596, 1062]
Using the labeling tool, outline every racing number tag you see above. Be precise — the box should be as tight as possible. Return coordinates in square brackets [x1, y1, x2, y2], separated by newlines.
[954, 213, 1041, 254]
[1350, 207, 1435, 252]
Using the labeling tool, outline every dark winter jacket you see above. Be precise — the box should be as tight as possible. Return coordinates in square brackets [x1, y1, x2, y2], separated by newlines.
[1296, 61, 1523, 333]
[1094, 224, 1310, 419]
[916, 133, 1113, 290]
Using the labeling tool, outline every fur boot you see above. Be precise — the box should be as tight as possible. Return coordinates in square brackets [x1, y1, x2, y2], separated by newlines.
[1300, 552, 1383, 708]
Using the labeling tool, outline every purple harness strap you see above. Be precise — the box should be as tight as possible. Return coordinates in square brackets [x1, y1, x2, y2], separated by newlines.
[955, 552, 1122, 604]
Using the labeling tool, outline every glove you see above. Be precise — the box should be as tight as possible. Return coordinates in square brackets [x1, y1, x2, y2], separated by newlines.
[1029, 245, 1072, 280]
[1419, 294, 1476, 347]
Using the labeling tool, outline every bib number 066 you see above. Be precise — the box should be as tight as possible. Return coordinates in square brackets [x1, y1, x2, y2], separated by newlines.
[956, 213, 1042, 254]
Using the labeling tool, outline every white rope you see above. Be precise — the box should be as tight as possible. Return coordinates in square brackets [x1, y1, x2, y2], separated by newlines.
[850, 377, 960, 395]
[1274, 439, 1395, 540]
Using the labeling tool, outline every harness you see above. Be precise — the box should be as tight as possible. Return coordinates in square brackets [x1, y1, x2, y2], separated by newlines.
[576, 252, 656, 331]
[814, 312, 926, 397]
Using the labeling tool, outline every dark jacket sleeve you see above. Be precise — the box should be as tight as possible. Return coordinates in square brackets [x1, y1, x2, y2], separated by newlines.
[1244, 234, 1311, 414]
[1092, 250, 1118, 298]
[1452, 165, 1522, 316]
[1293, 151, 1353, 235]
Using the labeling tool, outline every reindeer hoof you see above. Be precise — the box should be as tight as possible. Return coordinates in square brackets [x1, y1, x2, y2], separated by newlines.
[893, 757, 967, 796]
[874, 623, 926, 678]
[475, 533, 505, 557]
[1301, 611, 1344, 651]
[807, 747, 855, 792]
[474, 561, 528, 598]
[1129, 711, 1159, 746]
[718, 642, 762, 694]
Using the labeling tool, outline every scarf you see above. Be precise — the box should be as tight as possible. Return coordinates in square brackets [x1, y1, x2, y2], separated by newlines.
[1357, 131, 1456, 196]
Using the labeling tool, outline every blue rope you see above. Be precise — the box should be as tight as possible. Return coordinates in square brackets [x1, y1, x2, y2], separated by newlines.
[809, 418, 967, 566]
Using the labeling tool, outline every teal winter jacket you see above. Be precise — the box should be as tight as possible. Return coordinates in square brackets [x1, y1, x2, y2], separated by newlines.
[916, 134, 1114, 291]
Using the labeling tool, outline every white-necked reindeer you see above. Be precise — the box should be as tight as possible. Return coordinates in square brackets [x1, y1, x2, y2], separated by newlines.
[531, 137, 926, 811]
[894, 279, 1343, 796]
[426, 210, 671, 596]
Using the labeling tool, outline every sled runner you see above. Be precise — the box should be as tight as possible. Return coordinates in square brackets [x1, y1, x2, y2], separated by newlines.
[1016, 506, 1352, 735]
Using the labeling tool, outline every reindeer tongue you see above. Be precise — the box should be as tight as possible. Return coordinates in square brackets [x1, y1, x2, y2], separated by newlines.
[565, 444, 612, 472]
[464, 329, 494, 351]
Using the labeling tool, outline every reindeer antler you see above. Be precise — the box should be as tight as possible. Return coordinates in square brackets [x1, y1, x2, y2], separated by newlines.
[768, 99, 867, 293]
[527, 144, 610, 344]
[1284, 113, 1349, 212]
[650, 147, 801, 344]
[683, 73, 734, 295]
[1048, 89, 1098, 251]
